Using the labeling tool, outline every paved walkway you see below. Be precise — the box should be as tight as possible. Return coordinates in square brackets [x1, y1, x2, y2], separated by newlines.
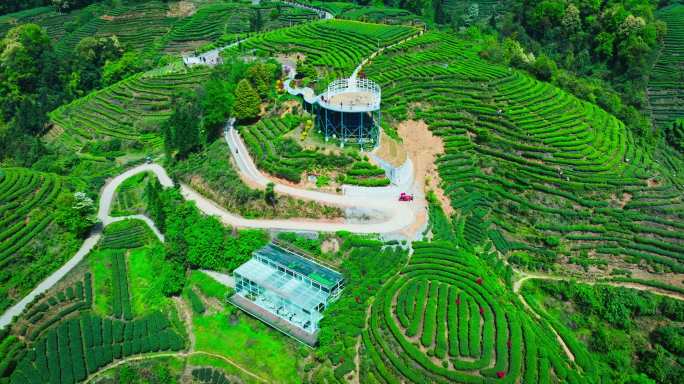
[0, 154, 418, 329]
[1, 9, 425, 329]
[200, 270, 235, 288]
[183, 39, 243, 67]
[280, 0, 333, 19]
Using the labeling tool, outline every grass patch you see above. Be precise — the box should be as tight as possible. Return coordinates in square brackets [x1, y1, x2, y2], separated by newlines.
[111, 171, 150, 217]
[128, 245, 171, 315]
[188, 270, 232, 301]
[89, 249, 114, 317]
[193, 309, 300, 383]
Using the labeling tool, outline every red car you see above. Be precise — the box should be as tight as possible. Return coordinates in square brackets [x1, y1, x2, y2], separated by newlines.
[398, 192, 414, 202]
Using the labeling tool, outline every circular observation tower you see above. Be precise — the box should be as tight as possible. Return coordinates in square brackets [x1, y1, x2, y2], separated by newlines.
[315, 78, 381, 148]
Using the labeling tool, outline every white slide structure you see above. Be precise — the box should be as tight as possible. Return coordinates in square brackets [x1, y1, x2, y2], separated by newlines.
[0, 8, 425, 328]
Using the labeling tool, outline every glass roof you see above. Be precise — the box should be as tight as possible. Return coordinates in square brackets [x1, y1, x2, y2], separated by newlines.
[256, 243, 342, 288]
[235, 259, 329, 310]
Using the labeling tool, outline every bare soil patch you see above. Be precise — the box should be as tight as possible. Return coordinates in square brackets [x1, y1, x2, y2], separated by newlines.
[610, 192, 633, 208]
[173, 296, 195, 352]
[321, 238, 340, 254]
[164, 40, 211, 55]
[279, 100, 302, 117]
[631, 269, 684, 288]
[398, 120, 452, 215]
[167, 1, 196, 17]
[374, 132, 407, 167]
[100, 12, 145, 21]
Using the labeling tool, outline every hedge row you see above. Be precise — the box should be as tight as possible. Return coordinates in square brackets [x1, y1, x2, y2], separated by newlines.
[191, 367, 230, 384]
[10, 312, 183, 384]
[187, 289, 206, 315]
[111, 251, 133, 320]
[361, 242, 589, 383]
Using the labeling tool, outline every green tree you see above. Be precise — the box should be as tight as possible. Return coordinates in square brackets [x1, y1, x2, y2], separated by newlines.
[201, 78, 235, 141]
[0, 24, 57, 135]
[1, 1, 50, 16]
[232, 79, 260, 122]
[75, 36, 123, 68]
[55, 192, 97, 238]
[69, 36, 124, 95]
[561, 3, 581, 42]
[665, 119, 684, 152]
[594, 32, 615, 59]
[250, 9, 263, 32]
[162, 92, 202, 159]
[246, 62, 278, 99]
[102, 52, 147, 86]
[52, 0, 96, 12]
[433, 0, 449, 24]
[531, 54, 557, 81]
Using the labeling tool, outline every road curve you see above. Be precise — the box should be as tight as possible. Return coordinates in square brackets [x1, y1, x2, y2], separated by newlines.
[1, 14, 426, 328]
[0, 164, 171, 329]
[221, 121, 418, 233]
[0, 153, 419, 328]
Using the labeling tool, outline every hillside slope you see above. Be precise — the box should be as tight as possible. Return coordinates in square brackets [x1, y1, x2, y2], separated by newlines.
[648, 4, 684, 132]
[0, 168, 80, 312]
[367, 32, 684, 284]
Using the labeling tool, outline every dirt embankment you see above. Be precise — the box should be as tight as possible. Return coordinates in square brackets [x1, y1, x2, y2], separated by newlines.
[397, 120, 453, 215]
[167, 1, 196, 17]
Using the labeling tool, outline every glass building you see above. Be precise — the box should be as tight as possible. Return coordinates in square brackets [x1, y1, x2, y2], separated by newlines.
[231, 243, 344, 345]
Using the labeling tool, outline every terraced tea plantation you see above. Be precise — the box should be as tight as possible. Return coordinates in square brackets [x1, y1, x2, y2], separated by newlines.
[0, 5, 97, 43]
[0, 168, 78, 312]
[364, 242, 593, 383]
[53, 1, 173, 58]
[648, 4, 684, 131]
[366, 32, 684, 276]
[9, 311, 183, 384]
[0, 224, 184, 384]
[237, 19, 419, 74]
[100, 221, 152, 250]
[163, 1, 318, 54]
[1, 1, 320, 62]
[239, 117, 390, 185]
[48, 65, 210, 152]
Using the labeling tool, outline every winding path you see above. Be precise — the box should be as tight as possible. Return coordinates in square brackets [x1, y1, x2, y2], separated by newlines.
[83, 351, 267, 383]
[513, 272, 684, 301]
[0, 151, 419, 329]
[0, 164, 171, 329]
[183, 1, 333, 67]
[220, 119, 419, 233]
[0, 21, 427, 324]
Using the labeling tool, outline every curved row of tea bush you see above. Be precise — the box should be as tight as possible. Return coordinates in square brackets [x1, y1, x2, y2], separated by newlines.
[648, 5, 684, 131]
[0, 168, 77, 312]
[239, 117, 357, 183]
[9, 311, 183, 384]
[49, 66, 210, 151]
[100, 220, 152, 250]
[363, 242, 591, 383]
[237, 19, 418, 74]
[366, 32, 684, 274]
